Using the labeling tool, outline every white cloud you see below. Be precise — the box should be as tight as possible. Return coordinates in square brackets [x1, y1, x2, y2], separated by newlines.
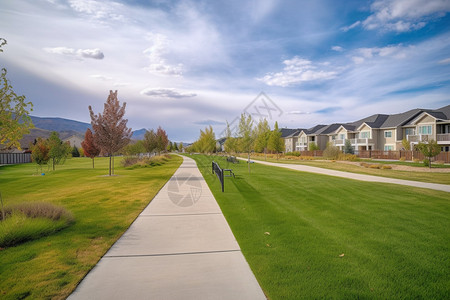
[438, 57, 450, 64]
[89, 74, 112, 80]
[287, 111, 310, 115]
[361, 0, 450, 32]
[143, 33, 184, 76]
[341, 20, 361, 32]
[140, 88, 197, 98]
[332, 46, 344, 52]
[258, 56, 338, 87]
[351, 44, 410, 63]
[43, 47, 104, 59]
[68, 0, 126, 23]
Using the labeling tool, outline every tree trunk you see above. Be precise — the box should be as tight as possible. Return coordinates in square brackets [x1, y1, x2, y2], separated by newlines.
[112, 155, 114, 175]
[247, 152, 250, 174]
[264, 148, 267, 161]
[92, 157, 95, 169]
[109, 155, 112, 176]
[52, 158, 55, 171]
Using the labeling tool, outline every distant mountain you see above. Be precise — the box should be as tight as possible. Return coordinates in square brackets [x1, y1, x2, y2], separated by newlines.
[29, 116, 91, 132]
[131, 128, 147, 140]
[18, 115, 146, 148]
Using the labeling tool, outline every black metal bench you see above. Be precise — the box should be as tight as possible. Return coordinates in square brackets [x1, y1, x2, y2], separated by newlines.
[226, 156, 239, 164]
[223, 169, 235, 178]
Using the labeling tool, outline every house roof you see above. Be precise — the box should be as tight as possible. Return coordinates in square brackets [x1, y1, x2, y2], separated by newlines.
[381, 109, 425, 128]
[280, 128, 299, 138]
[285, 129, 306, 138]
[305, 124, 327, 135]
[437, 104, 450, 119]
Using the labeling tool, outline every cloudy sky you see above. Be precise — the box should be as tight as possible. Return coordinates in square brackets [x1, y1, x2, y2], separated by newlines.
[1, 0, 450, 142]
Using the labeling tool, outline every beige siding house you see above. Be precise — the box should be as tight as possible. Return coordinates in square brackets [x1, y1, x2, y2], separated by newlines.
[283, 104, 450, 153]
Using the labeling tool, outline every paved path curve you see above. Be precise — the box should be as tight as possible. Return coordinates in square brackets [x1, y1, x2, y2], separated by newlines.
[69, 156, 266, 300]
[242, 158, 450, 193]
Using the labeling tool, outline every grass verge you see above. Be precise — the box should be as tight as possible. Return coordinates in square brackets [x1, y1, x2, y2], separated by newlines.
[0, 155, 182, 299]
[245, 155, 450, 185]
[188, 154, 450, 299]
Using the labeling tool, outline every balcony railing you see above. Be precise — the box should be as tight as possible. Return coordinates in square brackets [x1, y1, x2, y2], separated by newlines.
[437, 133, 450, 142]
[407, 135, 432, 143]
[333, 138, 373, 146]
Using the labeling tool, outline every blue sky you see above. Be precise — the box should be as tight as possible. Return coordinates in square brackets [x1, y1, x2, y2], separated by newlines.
[1, 0, 449, 142]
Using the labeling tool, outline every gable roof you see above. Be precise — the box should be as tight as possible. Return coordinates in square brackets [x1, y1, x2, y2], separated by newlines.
[381, 109, 424, 128]
[280, 128, 298, 138]
[305, 124, 327, 135]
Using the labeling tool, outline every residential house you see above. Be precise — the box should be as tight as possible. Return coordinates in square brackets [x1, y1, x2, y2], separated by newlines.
[283, 104, 450, 153]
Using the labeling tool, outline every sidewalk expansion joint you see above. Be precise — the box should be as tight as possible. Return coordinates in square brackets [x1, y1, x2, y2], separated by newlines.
[104, 249, 241, 258]
[139, 212, 223, 217]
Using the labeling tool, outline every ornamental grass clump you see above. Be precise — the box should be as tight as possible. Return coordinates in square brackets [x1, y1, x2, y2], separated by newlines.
[0, 202, 74, 247]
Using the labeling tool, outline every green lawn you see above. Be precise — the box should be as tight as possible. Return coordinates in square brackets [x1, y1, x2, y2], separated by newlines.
[189, 154, 450, 299]
[0, 155, 182, 300]
[246, 156, 450, 185]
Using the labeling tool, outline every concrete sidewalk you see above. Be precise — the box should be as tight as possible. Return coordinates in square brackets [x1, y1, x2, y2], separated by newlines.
[69, 156, 266, 300]
[245, 158, 450, 193]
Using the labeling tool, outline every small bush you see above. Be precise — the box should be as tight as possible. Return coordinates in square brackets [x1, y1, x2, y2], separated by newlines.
[338, 153, 359, 161]
[122, 155, 170, 168]
[413, 158, 420, 163]
[298, 156, 314, 160]
[382, 165, 392, 169]
[399, 157, 406, 161]
[285, 151, 301, 157]
[0, 202, 74, 247]
[323, 143, 340, 160]
[423, 158, 430, 167]
[369, 164, 381, 169]
[360, 162, 370, 168]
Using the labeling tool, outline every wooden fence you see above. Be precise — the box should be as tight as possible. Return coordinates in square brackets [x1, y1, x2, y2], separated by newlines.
[0, 152, 32, 165]
[356, 150, 450, 163]
[291, 150, 450, 163]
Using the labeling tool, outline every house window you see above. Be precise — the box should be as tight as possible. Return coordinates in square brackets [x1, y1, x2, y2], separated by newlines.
[339, 134, 345, 140]
[418, 125, 432, 135]
[405, 128, 415, 136]
[384, 131, 392, 138]
[331, 135, 336, 140]
[360, 131, 370, 139]
[384, 145, 394, 151]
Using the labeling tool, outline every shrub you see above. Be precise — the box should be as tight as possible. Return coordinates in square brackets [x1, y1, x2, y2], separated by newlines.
[122, 155, 170, 168]
[423, 158, 430, 167]
[369, 164, 381, 169]
[399, 157, 406, 162]
[323, 142, 340, 160]
[360, 162, 370, 168]
[413, 158, 420, 163]
[382, 165, 392, 169]
[338, 153, 359, 161]
[285, 151, 301, 157]
[0, 202, 74, 247]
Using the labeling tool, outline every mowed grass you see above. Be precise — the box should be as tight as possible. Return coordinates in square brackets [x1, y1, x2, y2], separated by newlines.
[0, 155, 182, 300]
[189, 154, 450, 299]
[247, 156, 450, 185]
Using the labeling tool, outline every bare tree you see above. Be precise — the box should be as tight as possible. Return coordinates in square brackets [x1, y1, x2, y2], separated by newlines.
[89, 90, 132, 175]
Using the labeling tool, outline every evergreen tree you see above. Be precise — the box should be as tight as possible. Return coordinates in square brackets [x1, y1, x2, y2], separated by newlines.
[71, 145, 80, 157]
[268, 121, 284, 160]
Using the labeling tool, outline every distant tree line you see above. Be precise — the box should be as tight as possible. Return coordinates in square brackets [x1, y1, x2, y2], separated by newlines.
[187, 113, 285, 171]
